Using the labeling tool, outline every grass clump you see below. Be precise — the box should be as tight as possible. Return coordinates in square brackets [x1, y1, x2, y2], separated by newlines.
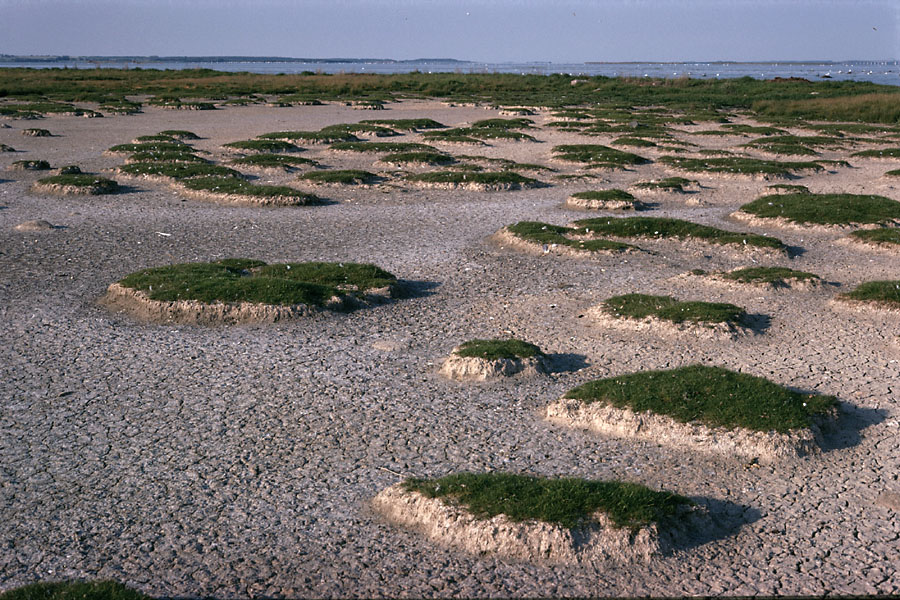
[455, 339, 545, 360]
[403, 472, 689, 530]
[108, 142, 189, 154]
[632, 177, 695, 192]
[36, 173, 119, 194]
[602, 293, 746, 325]
[572, 216, 785, 250]
[379, 151, 455, 166]
[257, 130, 357, 143]
[659, 155, 822, 176]
[134, 134, 177, 143]
[299, 169, 379, 184]
[767, 184, 809, 193]
[0, 580, 151, 600]
[841, 281, 900, 308]
[470, 117, 535, 130]
[720, 124, 788, 135]
[571, 189, 636, 202]
[455, 155, 554, 172]
[739, 193, 900, 225]
[552, 144, 651, 168]
[743, 135, 844, 156]
[158, 130, 200, 140]
[721, 266, 820, 284]
[849, 228, 900, 246]
[120, 162, 242, 180]
[427, 127, 536, 142]
[360, 118, 446, 130]
[329, 141, 436, 153]
[851, 148, 900, 159]
[180, 177, 321, 204]
[612, 136, 657, 148]
[118, 259, 397, 306]
[57, 165, 82, 174]
[223, 139, 301, 153]
[407, 171, 540, 188]
[125, 151, 207, 164]
[11, 159, 51, 170]
[565, 365, 837, 433]
[229, 154, 317, 169]
[506, 221, 637, 253]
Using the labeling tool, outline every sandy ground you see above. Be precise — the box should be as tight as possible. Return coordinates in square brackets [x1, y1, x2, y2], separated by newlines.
[1, 99, 900, 598]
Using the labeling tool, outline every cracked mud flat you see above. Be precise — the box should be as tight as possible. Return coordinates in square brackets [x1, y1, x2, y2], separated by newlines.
[2, 101, 900, 598]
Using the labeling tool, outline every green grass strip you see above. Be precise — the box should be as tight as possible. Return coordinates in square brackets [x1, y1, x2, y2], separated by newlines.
[359, 118, 446, 130]
[553, 144, 650, 167]
[572, 216, 785, 249]
[329, 141, 436, 153]
[565, 364, 837, 433]
[37, 174, 119, 193]
[403, 472, 690, 530]
[851, 148, 900, 159]
[181, 177, 321, 203]
[0, 580, 151, 600]
[299, 169, 378, 184]
[506, 221, 637, 252]
[849, 228, 900, 245]
[842, 280, 900, 307]
[602, 293, 746, 325]
[223, 139, 301, 153]
[120, 162, 242, 180]
[379, 151, 455, 165]
[721, 266, 819, 284]
[407, 171, 539, 186]
[570, 189, 635, 201]
[740, 193, 900, 225]
[229, 154, 317, 168]
[455, 339, 544, 360]
[659, 156, 823, 176]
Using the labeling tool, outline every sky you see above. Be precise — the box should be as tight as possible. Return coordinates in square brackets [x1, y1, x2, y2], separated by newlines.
[1, 0, 898, 63]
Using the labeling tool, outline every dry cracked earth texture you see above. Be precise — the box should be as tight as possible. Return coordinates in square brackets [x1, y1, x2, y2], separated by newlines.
[1, 100, 899, 598]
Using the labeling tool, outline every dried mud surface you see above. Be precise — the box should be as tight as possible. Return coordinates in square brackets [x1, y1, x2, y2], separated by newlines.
[1, 101, 900, 598]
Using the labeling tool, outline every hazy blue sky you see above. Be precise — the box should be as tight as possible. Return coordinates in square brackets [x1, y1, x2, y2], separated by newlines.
[2, 0, 898, 62]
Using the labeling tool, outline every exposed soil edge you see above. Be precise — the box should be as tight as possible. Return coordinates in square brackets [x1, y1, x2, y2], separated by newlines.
[490, 227, 636, 258]
[175, 186, 319, 207]
[545, 397, 831, 464]
[729, 210, 897, 232]
[439, 352, 550, 381]
[30, 182, 116, 196]
[589, 306, 752, 341]
[565, 196, 645, 211]
[371, 484, 662, 563]
[672, 271, 830, 292]
[829, 295, 900, 315]
[407, 180, 540, 192]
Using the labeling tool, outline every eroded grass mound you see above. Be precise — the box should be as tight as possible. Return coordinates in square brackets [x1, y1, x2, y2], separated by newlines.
[720, 266, 820, 284]
[659, 156, 822, 177]
[552, 145, 650, 168]
[120, 162, 242, 180]
[849, 228, 900, 246]
[229, 154, 318, 169]
[34, 174, 119, 194]
[223, 139, 301, 153]
[602, 293, 747, 326]
[180, 177, 321, 205]
[0, 580, 150, 600]
[739, 192, 900, 226]
[564, 365, 837, 433]
[403, 473, 689, 530]
[117, 259, 397, 306]
[454, 339, 545, 361]
[299, 169, 379, 185]
[504, 221, 638, 253]
[841, 281, 900, 308]
[572, 217, 784, 250]
[407, 171, 541, 189]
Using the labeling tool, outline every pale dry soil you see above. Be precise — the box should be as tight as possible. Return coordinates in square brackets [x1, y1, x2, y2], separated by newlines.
[1, 101, 900, 598]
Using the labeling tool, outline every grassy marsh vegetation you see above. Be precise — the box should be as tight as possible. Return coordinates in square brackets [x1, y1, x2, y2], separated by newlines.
[565, 365, 837, 433]
[0, 580, 150, 600]
[454, 339, 545, 360]
[720, 266, 820, 284]
[553, 145, 651, 168]
[407, 171, 541, 188]
[36, 173, 119, 194]
[740, 192, 900, 225]
[119, 162, 242, 180]
[602, 293, 747, 325]
[299, 169, 379, 184]
[842, 280, 900, 307]
[228, 154, 318, 169]
[403, 472, 690, 530]
[849, 228, 900, 246]
[659, 155, 823, 176]
[180, 177, 321, 204]
[223, 139, 301, 153]
[505, 221, 638, 252]
[572, 216, 785, 249]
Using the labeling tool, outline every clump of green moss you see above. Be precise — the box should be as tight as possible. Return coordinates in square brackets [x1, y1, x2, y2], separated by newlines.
[0, 580, 151, 600]
[849, 228, 900, 246]
[118, 259, 397, 306]
[841, 280, 900, 308]
[602, 293, 747, 326]
[572, 216, 785, 250]
[659, 156, 823, 177]
[329, 141, 436, 153]
[120, 162, 242, 180]
[454, 339, 545, 360]
[739, 193, 900, 225]
[564, 365, 838, 433]
[505, 221, 638, 253]
[360, 118, 446, 130]
[407, 171, 541, 189]
[229, 154, 318, 169]
[403, 472, 690, 530]
[553, 145, 651, 168]
[720, 266, 820, 284]
[180, 177, 322, 204]
[223, 139, 301, 153]
[35, 173, 119, 194]
[379, 151, 455, 166]
[299, 169, 380, 185]
[11, 159, 51, 170]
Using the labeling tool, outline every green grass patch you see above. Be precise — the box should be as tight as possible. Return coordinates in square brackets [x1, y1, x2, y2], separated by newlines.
[842, 280, 900, 307]
[134, 134, 177, 143]
[158, 130, 200, 140]
[360, 118, 446, 130]
[720, 266, 820, 284]
[126, 151, 207, 164]
[120, 162, 242, 180]
[36, 173, 119, 194]
[118, 259, 396, 306]
[570, 189, 636, 202]
[11, 159, 51, 170]
[720, 124, 787, 135]
[740, 193, 900, 225]
[572, 216, 785, 249]
[380, 151, 455, 166]
[602, 293, 746, 325]
[329, 141, 436, 153]
[0, 580, 151, 600]
[565, 365, 838, 433]
[257, 130, 357, 143]
[752, 92, 900, 124]
[423, 127, 535, 142]
[851, 148, 900, 159]
[455, 155, 554, 172]
[632, 177, 695, 191]
[320, 123, 398, 137]
[470, 117, 535, 130]
[229, 154, 317, 169]
[407, 171, 540, 187]
[659, 155, 823, 176]
[455, 338, 545, 360]
[180, 177, 322, 203]
[612, 136, 657, 148]
[108, 142, 190, 154]
[848, 228, 900, 246]
[223, 139, 301, 153]
[299, 169, 379, 184]
[767, 184, 809, 193]
[506, 221, 637, 252]
[57, 165, 82, 174]
[552, 144, 650, 168]
[403, 472, 690, 530]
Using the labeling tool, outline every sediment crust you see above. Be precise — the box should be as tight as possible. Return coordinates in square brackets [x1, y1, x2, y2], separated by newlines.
[371, 484, 663, 563]
[545, 397, 830, 464]
[439, 353, 550, 381]
[589, 307, 752, 340]
[730, 210, 898, 232]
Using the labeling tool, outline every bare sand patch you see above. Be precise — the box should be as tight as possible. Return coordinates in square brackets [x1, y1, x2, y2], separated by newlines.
[439, 353, 550, 381]
[545, 398, 833, 464]
[371, 484, 666, 563]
